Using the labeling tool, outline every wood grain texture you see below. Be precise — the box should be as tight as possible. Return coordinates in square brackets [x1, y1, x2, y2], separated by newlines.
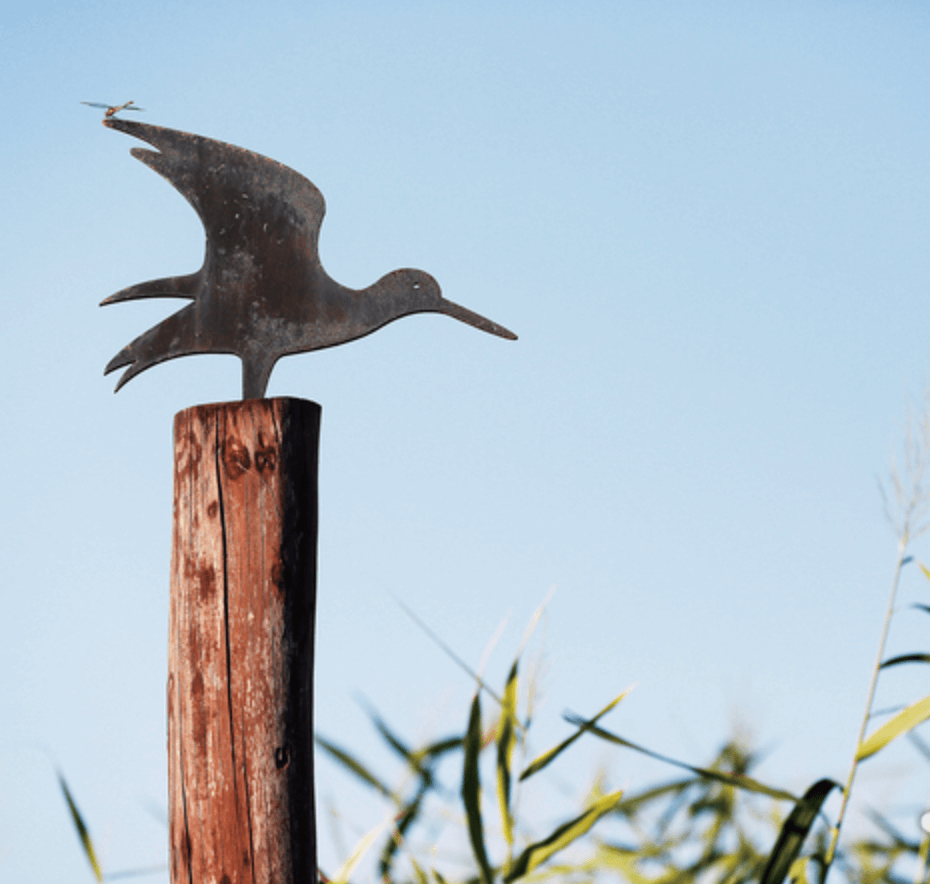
[169, 398, 320, 884]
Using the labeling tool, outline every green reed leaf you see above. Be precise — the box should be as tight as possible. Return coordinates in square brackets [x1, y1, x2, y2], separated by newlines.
[328, 815, 392, 884]
[760, 779, 837, 884]
[857, 693, 930, 761]
[379, 796, 424, 882]
[563, 717, 798, 801]
[497, 660, 519, 847]
[503, 789, 624, 881]
[788, 856, 811, 884]
[409, 856, 430, 884]
[58, 772, 103, 882]
[521, 690, 629, 781]
[316, 736, 395, 799]
[463, 691, 494, 884]
[371, 714, 413, 763]
[880, 653, 930, 669]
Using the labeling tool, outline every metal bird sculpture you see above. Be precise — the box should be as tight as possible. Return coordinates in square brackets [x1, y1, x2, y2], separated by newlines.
[100, 119, 516, 398]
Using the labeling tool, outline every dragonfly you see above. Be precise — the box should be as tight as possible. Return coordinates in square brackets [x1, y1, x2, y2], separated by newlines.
[81, 101, 145, 118]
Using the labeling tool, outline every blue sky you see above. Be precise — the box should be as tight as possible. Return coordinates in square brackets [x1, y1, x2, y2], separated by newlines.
[3, 2, 930, 881]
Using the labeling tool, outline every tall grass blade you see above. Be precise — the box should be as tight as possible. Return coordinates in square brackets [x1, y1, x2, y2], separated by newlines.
[788, 856, 811, 884]
[463, 691, 494, 884]
[497, 660, 519, 848]
[596, 843, 670, 883]
[418, 734, 465, 784]
[416, 735, 465, 793]
[329, 815, 392, 884]
[379, 796, 424, 881]
[394, 596, 502, 705]
[518, 587, 556, 655]
[365, 725, 461, 879]
[562, 717, 798, 801]
[856, 693, 930, 761]
[316, 736, 396, 799]
[424, 735, 465, 755]
[409, 856, 430, 884]
[520, 691, 629, 781]
[371, 713, 414, 763]
[880, 653, 930, 669]
[503, 789, 625, 882]
[760, 779, 837, 884]
[478, 610, 513, 679]
[368, 714, 449, 790]
[58, 771, 103, 882]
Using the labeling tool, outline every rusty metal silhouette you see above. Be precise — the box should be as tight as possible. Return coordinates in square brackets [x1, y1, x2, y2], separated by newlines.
[100, 119, 516, 398]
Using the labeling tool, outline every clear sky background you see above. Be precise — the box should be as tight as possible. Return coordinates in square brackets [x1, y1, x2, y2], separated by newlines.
[3, 2, 930, 882]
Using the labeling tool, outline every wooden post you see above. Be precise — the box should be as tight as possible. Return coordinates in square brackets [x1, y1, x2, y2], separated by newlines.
[168, 398, 320, 884]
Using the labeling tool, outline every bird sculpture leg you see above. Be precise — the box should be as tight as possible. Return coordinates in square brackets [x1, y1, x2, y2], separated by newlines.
[242, 353, 278, 401]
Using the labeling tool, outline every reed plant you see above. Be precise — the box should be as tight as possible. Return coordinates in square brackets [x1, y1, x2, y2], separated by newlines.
[59, 398, 930, 884]
[821, 392, 930, 883]
[315, 613, 921, 884]
[61, 594, 930, 884]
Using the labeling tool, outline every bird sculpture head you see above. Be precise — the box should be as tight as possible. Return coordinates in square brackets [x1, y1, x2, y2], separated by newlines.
[99, 119, 516, 399]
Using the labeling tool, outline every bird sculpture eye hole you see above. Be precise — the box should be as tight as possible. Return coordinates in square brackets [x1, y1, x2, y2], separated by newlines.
[413, 282, 421, 290]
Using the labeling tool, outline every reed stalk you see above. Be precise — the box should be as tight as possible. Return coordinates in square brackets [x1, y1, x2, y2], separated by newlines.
[824, 392, 930, 881]
[824, 534, 909, 877]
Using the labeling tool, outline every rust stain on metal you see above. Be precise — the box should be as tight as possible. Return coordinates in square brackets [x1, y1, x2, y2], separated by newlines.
[99, 118, 517, 399]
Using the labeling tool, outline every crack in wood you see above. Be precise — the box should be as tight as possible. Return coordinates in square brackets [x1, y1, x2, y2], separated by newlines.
[168, 399, 320, 883]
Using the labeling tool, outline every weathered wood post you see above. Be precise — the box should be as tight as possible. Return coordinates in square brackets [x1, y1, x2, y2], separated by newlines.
[169, 399, 320, 884]
[95, 115, 515, 884]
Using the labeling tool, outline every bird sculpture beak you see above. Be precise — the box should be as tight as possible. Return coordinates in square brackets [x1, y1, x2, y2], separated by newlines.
[440, 299, 518, 341]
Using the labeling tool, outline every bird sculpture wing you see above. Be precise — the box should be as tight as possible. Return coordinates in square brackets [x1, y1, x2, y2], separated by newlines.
[101, 118, 328, 395]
